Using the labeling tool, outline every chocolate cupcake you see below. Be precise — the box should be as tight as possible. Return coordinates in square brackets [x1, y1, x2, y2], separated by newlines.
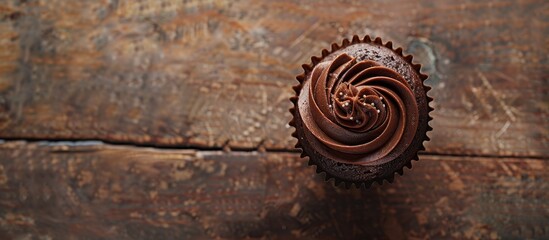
[289, 35, 433, 188]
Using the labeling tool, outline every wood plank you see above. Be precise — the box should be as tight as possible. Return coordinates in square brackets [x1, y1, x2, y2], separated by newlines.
[0, 141, 548, 239]
[0, 0, 547, 157]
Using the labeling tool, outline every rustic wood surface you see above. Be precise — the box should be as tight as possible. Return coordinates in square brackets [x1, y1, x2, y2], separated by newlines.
[0, 0, 548, 239]
[0, 142, 548, 240]
[0, 0, 547, 157]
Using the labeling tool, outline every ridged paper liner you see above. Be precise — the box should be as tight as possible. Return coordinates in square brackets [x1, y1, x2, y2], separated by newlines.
[289, 35, 434, 189]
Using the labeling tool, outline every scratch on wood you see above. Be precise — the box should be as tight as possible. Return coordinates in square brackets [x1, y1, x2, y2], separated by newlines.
[495, 121, 511, 138]
[440, 162, 465, 191]
[289, 22, 320, 48]
[498, 161, 513, 176]
[476, 70, 516, 122]
[470, 85, 492, 116]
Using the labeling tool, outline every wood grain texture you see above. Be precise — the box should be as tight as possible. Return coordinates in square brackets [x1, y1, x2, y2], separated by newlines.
[0, 0, 547, 157]
[0, 141, 548, 240]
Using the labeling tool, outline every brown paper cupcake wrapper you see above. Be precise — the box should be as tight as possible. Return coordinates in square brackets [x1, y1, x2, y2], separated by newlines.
[289, 35, 434, 188]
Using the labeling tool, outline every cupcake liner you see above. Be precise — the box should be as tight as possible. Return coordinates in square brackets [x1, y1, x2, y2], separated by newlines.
[289, 35, 433, 189]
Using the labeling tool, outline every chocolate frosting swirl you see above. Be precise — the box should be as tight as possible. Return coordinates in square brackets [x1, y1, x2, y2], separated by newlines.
[298, 53, 419, 164]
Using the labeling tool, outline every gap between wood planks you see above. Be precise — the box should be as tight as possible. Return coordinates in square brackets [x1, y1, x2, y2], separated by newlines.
[0, 138, 546, 160]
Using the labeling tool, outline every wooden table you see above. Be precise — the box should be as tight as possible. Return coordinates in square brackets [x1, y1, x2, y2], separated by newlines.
[0, 0, 547, 239]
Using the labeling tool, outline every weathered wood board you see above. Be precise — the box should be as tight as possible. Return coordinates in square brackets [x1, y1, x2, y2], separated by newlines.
[0, 142, 548, 239]
[0, 0, 548, 239]
[0, 0, 547, 157]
